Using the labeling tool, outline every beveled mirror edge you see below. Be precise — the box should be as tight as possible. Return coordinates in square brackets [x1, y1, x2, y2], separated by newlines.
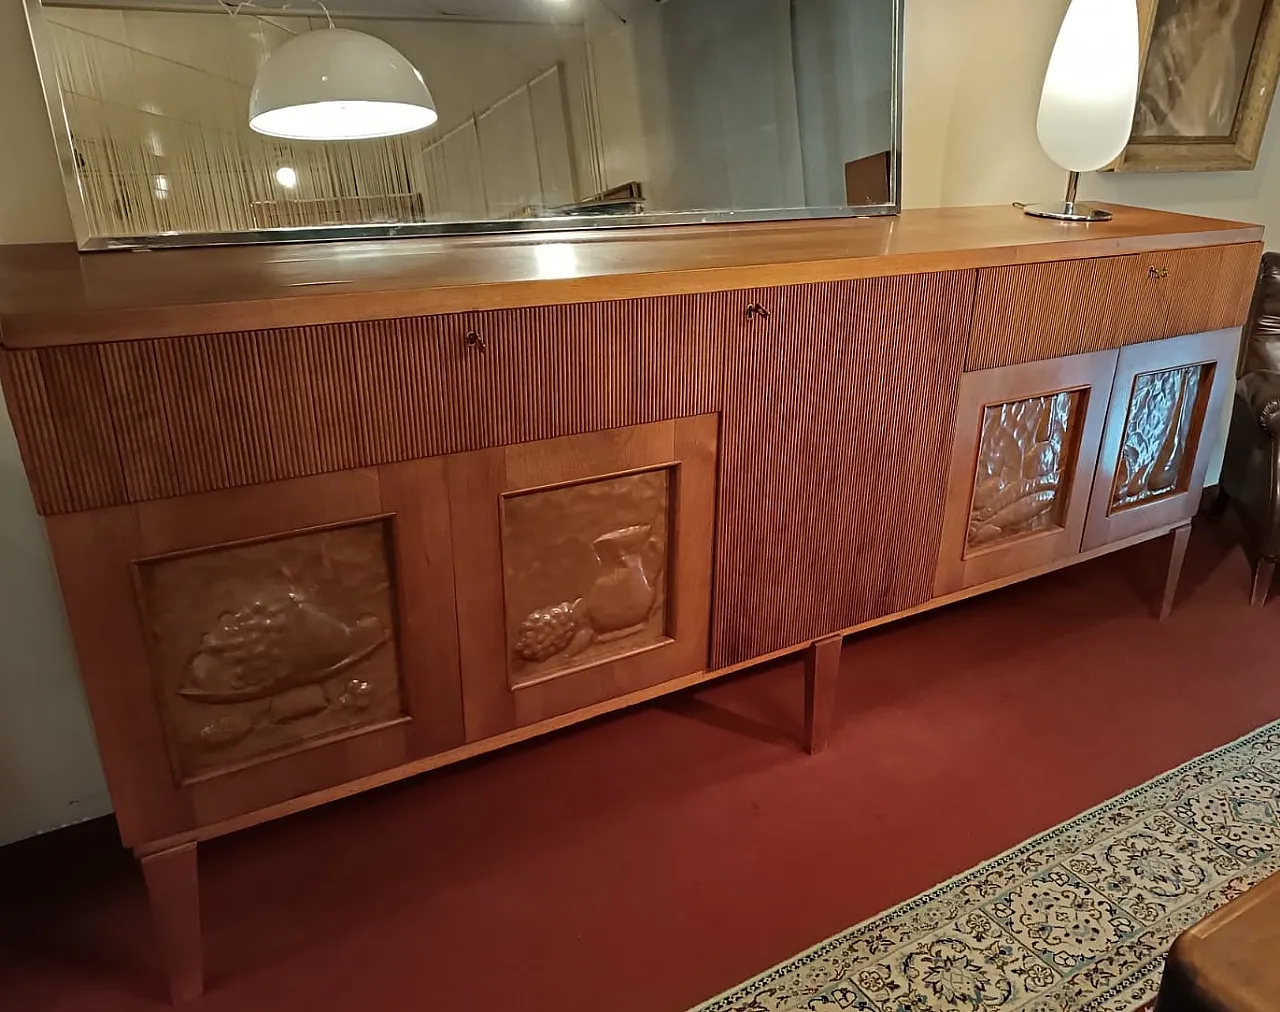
[25, 0, 904, 252]
[25, 0, 96, 247]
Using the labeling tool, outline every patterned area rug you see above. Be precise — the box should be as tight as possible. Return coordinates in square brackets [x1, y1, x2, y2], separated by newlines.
[694, 721, 1280, 1012]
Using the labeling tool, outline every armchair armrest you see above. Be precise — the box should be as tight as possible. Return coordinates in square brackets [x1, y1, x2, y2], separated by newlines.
[1238, 371, 1280, 436]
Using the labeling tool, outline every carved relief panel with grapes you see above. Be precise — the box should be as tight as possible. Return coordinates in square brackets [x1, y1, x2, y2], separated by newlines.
[449, 415, 717, 741]
[135, 520, 404, 780]
[503, 468, 671, 688]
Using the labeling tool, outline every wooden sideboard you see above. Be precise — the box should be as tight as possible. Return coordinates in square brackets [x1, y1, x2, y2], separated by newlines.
[0, 205, 1262, 1001]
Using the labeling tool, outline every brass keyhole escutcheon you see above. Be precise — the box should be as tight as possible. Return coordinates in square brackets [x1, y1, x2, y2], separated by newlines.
[465, 330, 487, 353]
[1148, 266, 1170, 280]
[745, 303, 771, 320]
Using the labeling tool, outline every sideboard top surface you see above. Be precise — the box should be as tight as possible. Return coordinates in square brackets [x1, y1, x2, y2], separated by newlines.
[0, 204, 1261, 348]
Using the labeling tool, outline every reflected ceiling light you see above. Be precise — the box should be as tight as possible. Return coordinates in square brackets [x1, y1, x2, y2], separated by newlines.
[153, 175, 171, 200]
[534, 243, 578, 279]
[250, 28, 437, 141]
[275, 166, 298, 188]
[1023, 0, 1139, 222]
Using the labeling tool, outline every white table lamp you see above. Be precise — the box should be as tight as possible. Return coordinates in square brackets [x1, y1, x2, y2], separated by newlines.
[1024, 0, 1140, 222]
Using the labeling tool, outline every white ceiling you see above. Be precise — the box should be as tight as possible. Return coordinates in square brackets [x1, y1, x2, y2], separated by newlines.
[44, 0, 592, 24]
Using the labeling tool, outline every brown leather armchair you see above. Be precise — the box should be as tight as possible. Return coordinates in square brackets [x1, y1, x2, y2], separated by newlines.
[1219, 250, 1280, 604]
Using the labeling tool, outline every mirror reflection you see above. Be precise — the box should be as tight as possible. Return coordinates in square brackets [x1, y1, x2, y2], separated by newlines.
[31, 0, 900, 246]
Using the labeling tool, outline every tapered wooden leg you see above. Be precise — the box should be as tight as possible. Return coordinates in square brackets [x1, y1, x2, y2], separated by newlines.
[140, 842, 203, 1004]
[804, 634, 843, 755]
[1252, 558, 1276, 608]
[1158, 523, 1192, 621]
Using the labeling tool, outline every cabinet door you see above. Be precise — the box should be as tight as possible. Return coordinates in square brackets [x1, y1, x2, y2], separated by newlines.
[449, 415, 717, 741]
[46, 469, 465, 844]
[1082, 329, 1239, 551]
[934, 350, 1118, 595]
[712, 272, 976, 668]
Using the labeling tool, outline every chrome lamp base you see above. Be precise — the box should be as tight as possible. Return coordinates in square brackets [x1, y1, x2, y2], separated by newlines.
[1022, 170, 1111, 222]
[1023, 200, 1112, 222]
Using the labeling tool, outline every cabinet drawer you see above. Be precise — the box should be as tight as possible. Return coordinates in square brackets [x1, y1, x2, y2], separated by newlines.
[1128, 246, 1260, 343]
[967, 243, 1259, 371]
[2, 295, 727, 515]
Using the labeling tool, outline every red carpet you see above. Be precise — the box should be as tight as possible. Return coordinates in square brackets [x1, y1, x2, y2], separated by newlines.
[3, 516, 1280, 1012]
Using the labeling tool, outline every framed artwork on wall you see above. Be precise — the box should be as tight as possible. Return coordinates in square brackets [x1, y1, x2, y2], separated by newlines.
[1111, 0, 1280, 172]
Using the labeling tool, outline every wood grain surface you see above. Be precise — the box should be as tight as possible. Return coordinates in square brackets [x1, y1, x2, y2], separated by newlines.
[0, 206, 1260, 347]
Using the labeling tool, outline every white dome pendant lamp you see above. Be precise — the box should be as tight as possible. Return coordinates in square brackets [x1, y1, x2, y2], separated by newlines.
[250, 28, 437, 141]
[1024, 0, 1140, 222]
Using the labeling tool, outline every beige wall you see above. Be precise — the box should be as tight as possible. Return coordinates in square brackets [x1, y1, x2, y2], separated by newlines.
[902, 0, 1280, 231]
[1, 0, 1275, 843]
[0, 0, 108, 847]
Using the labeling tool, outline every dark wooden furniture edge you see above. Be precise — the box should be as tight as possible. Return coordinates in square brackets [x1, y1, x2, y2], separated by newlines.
[133, 516, 1184, 857]
[0, 205, 1261, 348]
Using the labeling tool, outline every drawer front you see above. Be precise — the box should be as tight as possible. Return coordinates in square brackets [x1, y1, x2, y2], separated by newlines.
[1129, 245, 1261, 343]
[1, 294, 727, 516]
[967, 243, 1260, 371]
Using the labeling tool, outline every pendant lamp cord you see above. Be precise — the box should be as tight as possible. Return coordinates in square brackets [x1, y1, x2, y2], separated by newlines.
[217, 0, 334, 30]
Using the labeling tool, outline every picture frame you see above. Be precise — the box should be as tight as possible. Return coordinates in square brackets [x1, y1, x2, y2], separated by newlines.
[1110, 0, 1280, 173]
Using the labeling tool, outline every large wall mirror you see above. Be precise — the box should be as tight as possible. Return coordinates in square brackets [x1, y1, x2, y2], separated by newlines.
[25, 0, 902, 250]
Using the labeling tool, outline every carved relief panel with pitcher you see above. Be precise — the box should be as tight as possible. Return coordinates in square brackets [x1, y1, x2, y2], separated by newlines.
[448, 415, 717, 740]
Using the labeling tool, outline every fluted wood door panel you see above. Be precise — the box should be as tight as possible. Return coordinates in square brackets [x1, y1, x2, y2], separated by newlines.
[967, 242, 1260, 371]
[712, 271, 976, 668]
[0, 296, 726, 516]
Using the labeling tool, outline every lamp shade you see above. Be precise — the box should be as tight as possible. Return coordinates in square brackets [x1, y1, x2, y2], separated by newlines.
[250, 28, 437, 141]
[1036, 0, 1139, 172]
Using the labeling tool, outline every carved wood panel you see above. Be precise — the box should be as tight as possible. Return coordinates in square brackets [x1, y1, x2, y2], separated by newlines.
[1083, 329, 1239, 552]
[935, 350, 1119, 596]
[0, 295, 725, 516]
[968, 391, 1083, 550]
[1110, 365, 1205, 510]
[41, 470, 428, 847]
[967, 243, 1260, 371]
[712, 271, 976, 668]
[503, 468, 670, 688]
[136, 520, 404, 780]
[451, 416, 716, 741]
